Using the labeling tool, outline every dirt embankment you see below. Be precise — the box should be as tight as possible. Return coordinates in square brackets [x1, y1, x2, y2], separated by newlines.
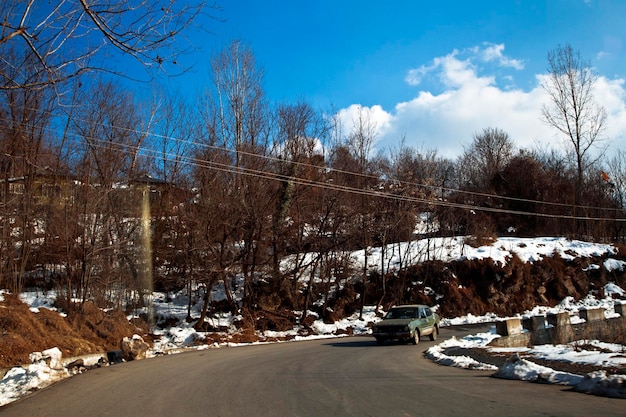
[0, 293, 147, 368]
[377, 251, 626, 319]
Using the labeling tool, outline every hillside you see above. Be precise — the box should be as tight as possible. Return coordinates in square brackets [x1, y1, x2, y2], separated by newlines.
[0, 294, 148, 369]
[1, 236, 626, 369]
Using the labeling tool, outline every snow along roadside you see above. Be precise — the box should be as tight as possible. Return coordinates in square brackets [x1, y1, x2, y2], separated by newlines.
[425, 332, 626, 399]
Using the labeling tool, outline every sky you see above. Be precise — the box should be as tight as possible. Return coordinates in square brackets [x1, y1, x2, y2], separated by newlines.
[171, 0, 626, 159]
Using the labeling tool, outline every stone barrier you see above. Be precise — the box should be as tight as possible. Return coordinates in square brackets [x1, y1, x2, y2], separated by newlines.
[522, 316, 546, 332]
[495, 318, 522, 336]
[547, 312, 574, 344]
[491, 318, 530, 347]
[547, 312, 570, 327]
[579, 307, 605, 322]
[491, 305, 625, 348]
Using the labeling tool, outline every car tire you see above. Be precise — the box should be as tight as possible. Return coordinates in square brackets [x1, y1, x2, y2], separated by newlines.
[411, 331, 420, 345]
[429, 326, 438, 341]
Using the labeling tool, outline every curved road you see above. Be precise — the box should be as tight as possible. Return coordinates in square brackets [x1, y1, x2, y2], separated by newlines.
[1, 325, 623, 417]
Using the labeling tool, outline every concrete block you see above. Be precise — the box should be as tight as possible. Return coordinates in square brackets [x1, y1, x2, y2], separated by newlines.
[546, 312, 570, 327]
[546, 312, 575, 344]
[522, 316, 546, 332]
[495, 318, 522, 336]
[488, 333, 531, 348]
[579, 308, 605, 322]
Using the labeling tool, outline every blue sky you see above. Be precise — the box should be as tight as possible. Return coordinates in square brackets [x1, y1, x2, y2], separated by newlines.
[176, 0, 626, 158]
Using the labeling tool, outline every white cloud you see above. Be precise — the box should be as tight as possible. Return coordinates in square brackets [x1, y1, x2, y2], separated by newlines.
[404, 67, 428, 87]
[478, 43, 525, 70]
[594, 76, 626, 146]
[404, 49, 478, 89]
[335, 104, 393, 141]
[405, 44, 523, 88]
[339, 44, 626, 160]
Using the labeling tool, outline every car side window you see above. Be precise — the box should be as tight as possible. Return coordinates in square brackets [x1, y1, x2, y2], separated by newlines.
[425, 308, 432, 317]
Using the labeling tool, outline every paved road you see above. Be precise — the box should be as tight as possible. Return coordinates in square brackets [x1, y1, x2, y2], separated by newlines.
[1, 325, 624, 417]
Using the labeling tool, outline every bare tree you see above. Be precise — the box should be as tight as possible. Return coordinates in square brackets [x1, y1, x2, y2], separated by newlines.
[67, 80, 153, 308]
[346, 106, 377, 171]
[606, 151, 626, 240]
[607, 151, 626, 211]
[0, 0, 212, 90]
[459, 127, 515, 190]
[270, 101, 328, 299]
[344, 106, 378, 318]
[197, 40, 272, 319]
[147, 89, 195, 185]
[0, 74, 55, 291]
[208, 40, 268, 169]
[74, 80, 149, 186]
[141, 89, 196, 308]
[542, 44, 607, 223]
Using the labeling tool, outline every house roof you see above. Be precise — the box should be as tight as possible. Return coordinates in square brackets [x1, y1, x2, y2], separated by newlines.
[129, 174, 168, 185]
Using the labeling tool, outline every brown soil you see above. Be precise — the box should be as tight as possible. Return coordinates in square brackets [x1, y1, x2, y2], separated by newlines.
[0, 293, 148, 368]
[382, 253, 626, 319]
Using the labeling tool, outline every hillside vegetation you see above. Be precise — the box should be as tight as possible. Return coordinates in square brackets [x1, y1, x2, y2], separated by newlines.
[2, 238, 625, 369]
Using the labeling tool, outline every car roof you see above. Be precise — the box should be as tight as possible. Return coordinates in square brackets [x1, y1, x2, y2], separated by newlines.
[389, 304, 429, 309]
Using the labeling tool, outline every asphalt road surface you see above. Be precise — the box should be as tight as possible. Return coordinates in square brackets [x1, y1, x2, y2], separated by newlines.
[1, 325, 624, 417]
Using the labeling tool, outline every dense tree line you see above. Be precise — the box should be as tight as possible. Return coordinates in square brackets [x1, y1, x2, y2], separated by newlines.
[1, 21, 625, 325]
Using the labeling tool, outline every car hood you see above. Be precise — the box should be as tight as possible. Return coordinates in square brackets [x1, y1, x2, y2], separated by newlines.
[374, 318, 413, 327]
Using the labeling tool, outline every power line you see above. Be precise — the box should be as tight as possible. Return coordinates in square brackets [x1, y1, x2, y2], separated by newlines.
[45, 130, 626, 223]
[1, 110, 624, 224]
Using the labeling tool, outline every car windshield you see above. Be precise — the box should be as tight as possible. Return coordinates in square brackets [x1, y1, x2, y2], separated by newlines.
[385, 308, 417, 319]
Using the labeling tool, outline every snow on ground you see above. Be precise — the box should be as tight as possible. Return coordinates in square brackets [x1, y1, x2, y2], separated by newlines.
[2, 236, 626, 405]
[0, 357, 68, 406]
[18, 291, 66, 316]
[425, 322, 626, 398]
[336, 236, 617, 273]
[0, 348, 104, 407]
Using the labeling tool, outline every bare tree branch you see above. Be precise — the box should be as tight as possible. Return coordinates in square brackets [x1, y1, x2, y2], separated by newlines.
[0, 0, 216, 90]
[542, 43, 607, 234]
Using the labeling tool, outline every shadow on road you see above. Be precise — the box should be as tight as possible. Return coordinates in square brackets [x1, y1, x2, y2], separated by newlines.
[323, 337, 427, 348]
[323, 338, 377, 348]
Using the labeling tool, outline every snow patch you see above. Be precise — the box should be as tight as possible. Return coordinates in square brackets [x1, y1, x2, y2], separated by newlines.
[574, 371, 626, 398]
[604, 258, 626, 272]
[1, 349, 69, 407]
[493, 353, 583, 385]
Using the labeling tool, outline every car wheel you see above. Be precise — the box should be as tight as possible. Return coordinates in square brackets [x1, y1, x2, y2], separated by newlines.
[375, 337, 384, 346]
[411, 331, 420, 345]
[429, 326, 438, 341]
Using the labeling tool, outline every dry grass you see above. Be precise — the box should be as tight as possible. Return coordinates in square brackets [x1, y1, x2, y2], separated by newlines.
[0, 293, 147, 368]
[464, 235, 497, 248]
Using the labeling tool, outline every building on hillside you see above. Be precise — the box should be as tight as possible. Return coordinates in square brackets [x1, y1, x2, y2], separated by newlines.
[1, 169, 188, 216]
[0, 167, 76, 209]
[116, 174, 189, 216]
